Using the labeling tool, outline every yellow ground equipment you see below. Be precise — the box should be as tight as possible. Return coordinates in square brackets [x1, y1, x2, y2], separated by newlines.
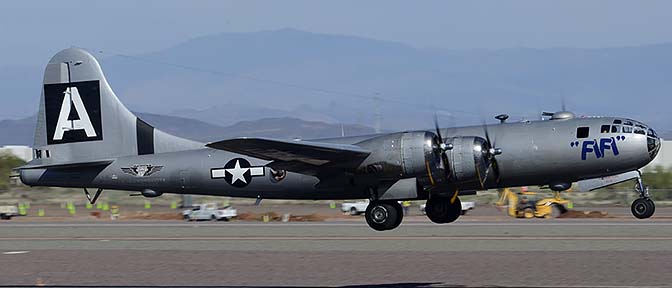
[496, 188, 571, 218]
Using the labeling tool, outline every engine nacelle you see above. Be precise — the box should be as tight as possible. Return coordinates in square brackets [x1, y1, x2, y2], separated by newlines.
[357, 131, 445, 188]
[445, 136, 490, 186]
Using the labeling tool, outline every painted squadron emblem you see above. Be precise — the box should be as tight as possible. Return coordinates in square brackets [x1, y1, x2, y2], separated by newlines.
[211, 158, 265, 188]
[121, 164, 163, 177]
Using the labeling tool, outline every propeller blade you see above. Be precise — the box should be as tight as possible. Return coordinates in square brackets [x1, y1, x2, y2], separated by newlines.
[483, 122, 495, 153]
[491, 157, 501, 184]
[480, 122, 502, 187]
[433, 114, 452, 181]
[434, 114, 443, 144]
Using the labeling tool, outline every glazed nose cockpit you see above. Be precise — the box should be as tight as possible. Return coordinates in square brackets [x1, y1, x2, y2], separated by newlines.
[611, 119, 661, 159]
[646, 127, 661, 159]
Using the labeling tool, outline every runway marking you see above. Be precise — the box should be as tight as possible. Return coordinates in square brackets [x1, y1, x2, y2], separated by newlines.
[2, 251, 30, 255]
[1, 236, 671, 241]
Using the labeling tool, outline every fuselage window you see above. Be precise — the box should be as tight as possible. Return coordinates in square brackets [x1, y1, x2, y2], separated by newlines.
[577, 127, 590, 138]
[613, 119, 622, 124]
[623, 126, 633, 133]
[600, 125, 610, 133]
[611, 125, 620, 133]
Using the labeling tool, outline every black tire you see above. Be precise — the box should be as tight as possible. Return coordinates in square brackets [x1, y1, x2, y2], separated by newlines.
[425, 196, 461, 224]
[645, 198, 655, 218]
[0, 214, 9, 220]
[391, 201, 404, 228]
[365, 201, 401, 231]
[350, 207, 359, 216]
[631, 198, 653, 219]
[211, 215, 217, 221]
[183, 215, 190, 221]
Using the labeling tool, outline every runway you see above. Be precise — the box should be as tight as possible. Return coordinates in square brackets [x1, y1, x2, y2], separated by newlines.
[1, 220, 671, 287]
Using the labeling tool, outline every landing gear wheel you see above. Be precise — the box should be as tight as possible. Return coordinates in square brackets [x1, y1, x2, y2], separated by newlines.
[632, 175, 655, 219]
[365, 201, 403, 231]
[391, 201, 404, 228]
[645, 198, 656, 217]
[631, 198, 655, 219]
[425, 196, 461, 224]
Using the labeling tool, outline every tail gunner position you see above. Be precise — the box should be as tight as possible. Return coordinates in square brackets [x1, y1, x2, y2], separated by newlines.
[18, 48, 661, 230]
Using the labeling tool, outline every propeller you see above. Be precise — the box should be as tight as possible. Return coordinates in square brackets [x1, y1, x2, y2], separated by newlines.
[433, 115, 453, 179]
[479, 122, 503, 188]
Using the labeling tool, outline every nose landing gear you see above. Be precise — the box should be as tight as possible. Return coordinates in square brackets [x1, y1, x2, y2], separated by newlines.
[631, 176, 655, 219]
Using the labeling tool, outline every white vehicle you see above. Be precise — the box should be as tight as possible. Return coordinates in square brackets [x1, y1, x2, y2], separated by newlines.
[183, 203, 237, 221]
[420, 201, 476, 216]
[0, 205, 18, 220]
[341, 200, 369, 215]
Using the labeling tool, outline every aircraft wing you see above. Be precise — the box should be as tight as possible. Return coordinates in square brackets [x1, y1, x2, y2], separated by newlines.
[206, 138, 370, 175]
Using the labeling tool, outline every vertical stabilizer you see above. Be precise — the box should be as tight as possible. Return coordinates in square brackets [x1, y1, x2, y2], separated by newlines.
[32, 48, 200, 165]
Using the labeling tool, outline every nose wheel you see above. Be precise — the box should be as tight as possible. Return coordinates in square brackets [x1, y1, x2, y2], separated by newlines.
[365, 200, 403, 231]
[631, 176, 655, 219]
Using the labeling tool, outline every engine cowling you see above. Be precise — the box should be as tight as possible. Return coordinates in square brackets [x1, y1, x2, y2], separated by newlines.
[445, 136, 490, 186]
[357, 131, 445, 188]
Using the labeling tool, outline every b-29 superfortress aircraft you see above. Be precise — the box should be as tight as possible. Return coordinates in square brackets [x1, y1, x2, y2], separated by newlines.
[18, 48, 662, 230]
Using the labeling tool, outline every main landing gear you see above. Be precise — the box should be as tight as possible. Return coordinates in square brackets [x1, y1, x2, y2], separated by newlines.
[631, 177, 655, 219]
[425, 195, 462, 224]
[365, 200, 403, 231]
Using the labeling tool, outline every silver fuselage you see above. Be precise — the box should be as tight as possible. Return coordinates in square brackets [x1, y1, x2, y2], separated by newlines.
[20, 116, 660, 200]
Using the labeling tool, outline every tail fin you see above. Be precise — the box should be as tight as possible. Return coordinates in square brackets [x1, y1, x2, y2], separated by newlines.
[32, 48, 200, 165]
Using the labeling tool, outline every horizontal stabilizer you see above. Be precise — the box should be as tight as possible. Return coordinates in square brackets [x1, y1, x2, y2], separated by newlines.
[206, 138, 370, 174]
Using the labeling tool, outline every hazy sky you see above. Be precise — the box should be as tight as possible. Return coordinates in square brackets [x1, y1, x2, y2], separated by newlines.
[2, 0, 672, 66]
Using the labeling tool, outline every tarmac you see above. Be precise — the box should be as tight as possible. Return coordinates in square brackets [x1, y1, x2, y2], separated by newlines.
[1, 216, 672, 287]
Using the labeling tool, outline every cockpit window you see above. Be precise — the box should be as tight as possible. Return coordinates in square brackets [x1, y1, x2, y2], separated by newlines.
[577, 127, 590, 138]
[611, 125, 620, 133]
[648, 128, 658, 138]
[635, 128, 646, 135]
[623, 120, 633, 126]
[600, 125, 610, 133]
[622, 126, 633, 133]
[613, 119, 622, 124]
